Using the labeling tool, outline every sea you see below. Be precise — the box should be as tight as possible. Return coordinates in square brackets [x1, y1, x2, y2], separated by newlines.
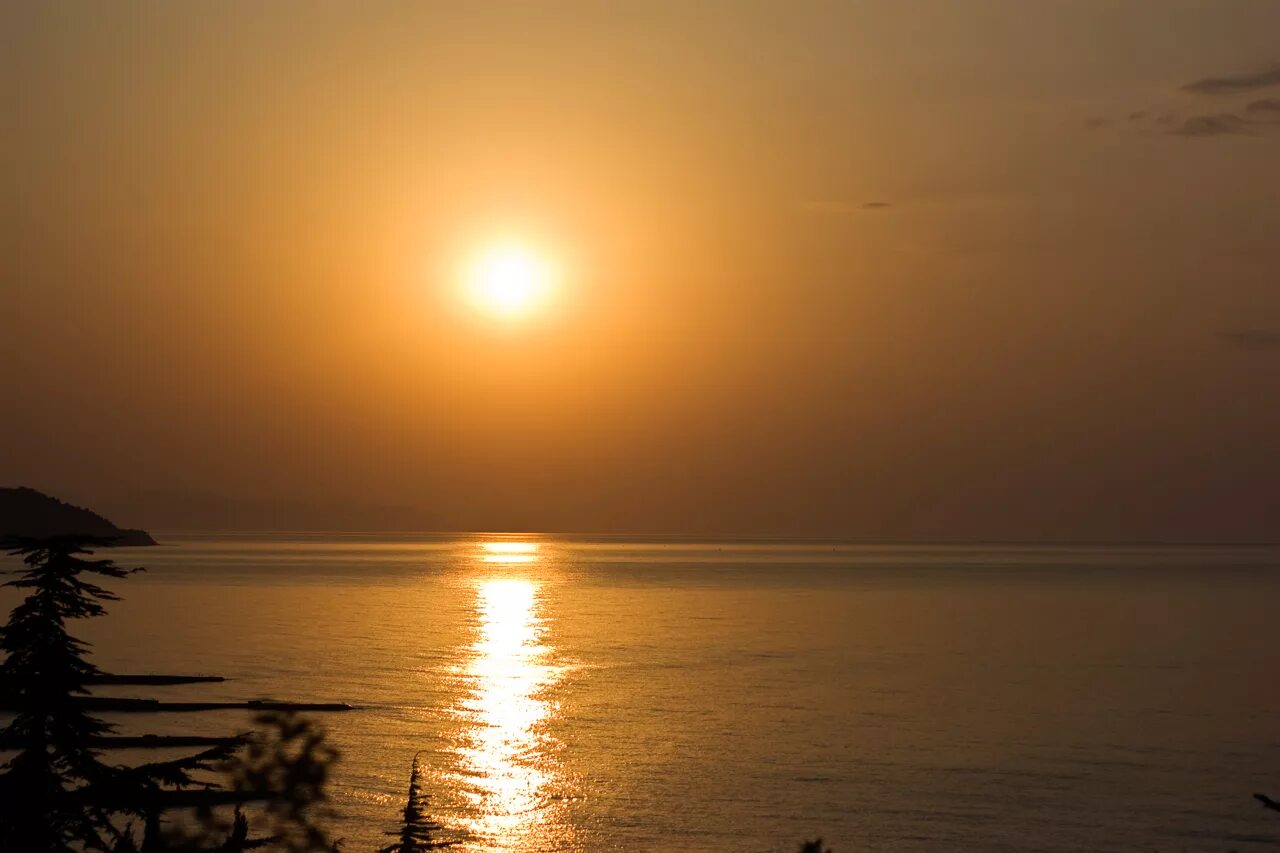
[3, 534, 1279, 852]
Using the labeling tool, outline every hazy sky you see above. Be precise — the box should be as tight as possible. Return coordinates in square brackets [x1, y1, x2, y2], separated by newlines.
[4, 1, 1279, 539]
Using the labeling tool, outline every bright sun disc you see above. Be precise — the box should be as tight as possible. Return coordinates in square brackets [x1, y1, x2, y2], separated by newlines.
[465, 243, 555, 318]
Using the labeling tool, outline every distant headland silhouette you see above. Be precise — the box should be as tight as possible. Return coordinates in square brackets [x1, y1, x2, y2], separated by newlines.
[0, 486, 156, 546]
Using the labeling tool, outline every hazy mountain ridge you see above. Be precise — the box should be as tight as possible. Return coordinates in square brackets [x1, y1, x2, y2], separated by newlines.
[0, 486, 156, 546]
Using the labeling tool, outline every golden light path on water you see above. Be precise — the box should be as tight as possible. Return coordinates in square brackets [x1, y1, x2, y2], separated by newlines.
[450, 540, 569, 851]
[480, 542, 540, 565]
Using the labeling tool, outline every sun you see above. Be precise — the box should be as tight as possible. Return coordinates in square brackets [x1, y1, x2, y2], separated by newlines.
[464, 243, 556, 319]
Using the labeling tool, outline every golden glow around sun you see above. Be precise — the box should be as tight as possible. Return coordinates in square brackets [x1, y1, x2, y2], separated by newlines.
[464, 243, 556, 319]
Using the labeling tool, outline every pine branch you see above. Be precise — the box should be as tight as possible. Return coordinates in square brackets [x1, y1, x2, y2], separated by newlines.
[378, 753, 456, 851]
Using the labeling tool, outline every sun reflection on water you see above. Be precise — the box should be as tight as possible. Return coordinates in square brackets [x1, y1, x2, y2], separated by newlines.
[452, 567, 567, 850]
[480, 541, 541, 564]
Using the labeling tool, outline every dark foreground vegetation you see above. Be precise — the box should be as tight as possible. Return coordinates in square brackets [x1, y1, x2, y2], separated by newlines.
[1, 536, 1272, 851]
[0, 536, 357, 851]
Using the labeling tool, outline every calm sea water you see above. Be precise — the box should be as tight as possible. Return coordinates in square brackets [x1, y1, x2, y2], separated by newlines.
[5, 534, 1280, 851]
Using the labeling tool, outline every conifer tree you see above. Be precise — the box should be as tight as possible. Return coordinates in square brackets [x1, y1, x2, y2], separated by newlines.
[0, 535, 131, 850]
[0, 536, 308, 852]
[1, 534, 355, 852]
[379, 753, 455, 851]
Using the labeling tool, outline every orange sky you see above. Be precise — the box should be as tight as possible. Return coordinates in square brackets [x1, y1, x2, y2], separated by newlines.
[4, 1, 1280, 539]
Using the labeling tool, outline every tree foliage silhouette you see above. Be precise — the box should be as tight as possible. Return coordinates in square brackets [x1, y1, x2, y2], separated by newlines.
[146, 713, 337, 852]
[0, 536, 338, 852]
[225, 712, 337, 852]
[379, 753, 455, 852]
[0, 535, 134, 850]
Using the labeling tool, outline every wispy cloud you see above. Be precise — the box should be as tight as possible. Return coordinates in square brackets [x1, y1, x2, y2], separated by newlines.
[1247, 97, 1280, 117]
[1089, 62, 1280, 140]
[1183, 63, 1280, 95]
[1220, 329, 1280, 352]
[798, 200, 892, 214]
[1168, 113, 1252, 137]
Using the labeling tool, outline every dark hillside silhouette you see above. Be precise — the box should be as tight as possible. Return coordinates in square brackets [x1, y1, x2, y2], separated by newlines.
[1, 487, 156, 546]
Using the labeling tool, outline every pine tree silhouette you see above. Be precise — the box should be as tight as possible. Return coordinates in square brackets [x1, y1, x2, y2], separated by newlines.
[0, 535, 133, 850]
[379, 752, 455, 851]
[0, 536, 316, 852]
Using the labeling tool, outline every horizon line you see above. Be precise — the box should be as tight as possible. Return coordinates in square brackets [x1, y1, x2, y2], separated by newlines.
[133, 529, 1280, 549]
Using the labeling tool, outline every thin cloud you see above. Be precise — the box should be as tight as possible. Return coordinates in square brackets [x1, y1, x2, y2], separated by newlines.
[1168, 113, 1251, 137]
[1247, 97, 1280, 117]
[1220, 329, 1280, 352]
[798, 200, 892, 214]
[1183, 63, 1280, 95]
